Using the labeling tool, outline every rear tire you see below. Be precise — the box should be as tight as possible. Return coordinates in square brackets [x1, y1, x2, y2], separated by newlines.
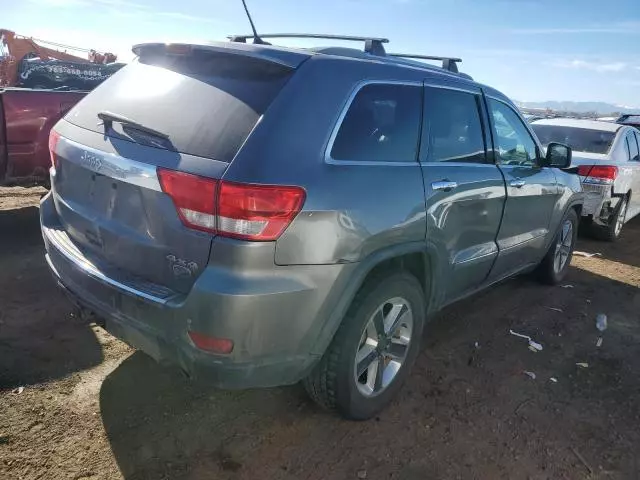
[537, 208, 578, 285]
[592, 195, 628, 242]
[304, 272, 425, 420]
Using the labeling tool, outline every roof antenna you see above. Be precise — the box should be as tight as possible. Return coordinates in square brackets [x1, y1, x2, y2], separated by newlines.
[241, 0, 270, 45]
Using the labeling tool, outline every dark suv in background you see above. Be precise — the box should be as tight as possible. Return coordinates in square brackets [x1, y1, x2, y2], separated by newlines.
[41, 34, 582, 419]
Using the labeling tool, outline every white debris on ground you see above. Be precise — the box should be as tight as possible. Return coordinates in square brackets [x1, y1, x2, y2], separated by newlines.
[596, 313, 608, 332]
[573, 251, 602, 258]
[509, 329, 543, 351]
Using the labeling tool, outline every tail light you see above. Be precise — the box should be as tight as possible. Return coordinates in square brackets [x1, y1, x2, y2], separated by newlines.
[578, 165, 618, 184]
[157, 169, 217, 232]
[158, 168, 305, 241]
[217, 181, 306, 240]
[49, 130, 60, 169]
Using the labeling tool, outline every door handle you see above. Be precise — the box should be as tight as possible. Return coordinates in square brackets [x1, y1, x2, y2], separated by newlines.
[510, 179, 526, 188]
[432, 180, 458, 192]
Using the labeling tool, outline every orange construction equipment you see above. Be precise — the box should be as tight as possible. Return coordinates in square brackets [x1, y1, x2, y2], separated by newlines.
[0, 29, 118, 87]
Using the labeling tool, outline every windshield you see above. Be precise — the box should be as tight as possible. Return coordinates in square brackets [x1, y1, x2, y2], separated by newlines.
[531, 124, 616, 154]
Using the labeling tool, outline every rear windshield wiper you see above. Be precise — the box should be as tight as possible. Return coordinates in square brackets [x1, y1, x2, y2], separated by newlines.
[98, 111, 169, 140]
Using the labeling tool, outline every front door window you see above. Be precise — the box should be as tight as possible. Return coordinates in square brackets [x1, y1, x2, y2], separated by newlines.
[489, 99, 538, 167]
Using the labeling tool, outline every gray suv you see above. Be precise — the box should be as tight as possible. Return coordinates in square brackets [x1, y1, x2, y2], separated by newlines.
[40, 34, 582, 419]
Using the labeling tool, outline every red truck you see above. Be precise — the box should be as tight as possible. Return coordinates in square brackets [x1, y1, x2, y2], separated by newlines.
[0, 29, 122, 186]
[0, 88, 86, 185]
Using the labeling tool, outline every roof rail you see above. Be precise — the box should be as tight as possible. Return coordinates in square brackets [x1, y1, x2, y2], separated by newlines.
[226, 34, 465, 75]
[388, 53, 462, 73]
[228, 33, 389, 55]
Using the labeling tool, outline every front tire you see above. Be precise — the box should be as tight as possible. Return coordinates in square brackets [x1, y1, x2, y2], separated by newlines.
[304, 272, 425, 420]
[537, 208, 578, 285]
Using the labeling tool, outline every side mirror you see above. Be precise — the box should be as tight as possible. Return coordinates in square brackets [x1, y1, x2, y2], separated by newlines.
[545, 142, 572, 169]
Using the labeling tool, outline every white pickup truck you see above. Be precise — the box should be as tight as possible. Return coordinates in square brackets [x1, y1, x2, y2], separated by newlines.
[532, 118, 640, 241]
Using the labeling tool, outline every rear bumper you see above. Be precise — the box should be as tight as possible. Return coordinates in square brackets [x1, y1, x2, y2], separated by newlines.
[40, 192, 347, 388]
[581, 182, 621, 226]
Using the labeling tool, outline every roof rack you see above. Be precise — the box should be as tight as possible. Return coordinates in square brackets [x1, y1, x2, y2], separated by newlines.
[388, 53, 462, 73]
[227, 34, 464, 74]
[228, 33, 389, 55]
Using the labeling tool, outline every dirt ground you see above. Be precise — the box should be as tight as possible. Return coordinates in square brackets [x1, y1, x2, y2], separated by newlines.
[1, 186, 639, 480]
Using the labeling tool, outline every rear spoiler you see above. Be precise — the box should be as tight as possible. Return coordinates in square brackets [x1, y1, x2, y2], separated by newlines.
[131, 42, 310, 69]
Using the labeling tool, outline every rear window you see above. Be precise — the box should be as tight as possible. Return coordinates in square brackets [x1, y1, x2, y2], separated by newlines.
[619, 115, 640, 125]
[531, 124, 616, 154]
[330, 84, 422, 162]
[64, 49, 293, 162]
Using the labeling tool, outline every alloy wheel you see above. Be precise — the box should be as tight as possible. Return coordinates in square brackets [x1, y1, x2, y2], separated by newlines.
[553, 219, 573, 273]
[354, 297, 413, 397]
[615, 198, 628, 237]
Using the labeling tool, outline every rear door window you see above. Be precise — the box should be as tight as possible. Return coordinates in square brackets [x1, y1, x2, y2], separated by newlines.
[422, 87, 486, 163]
[64, 49, 293, 162]
[626, 131, 639, 161]
[330, 83, 422, 163]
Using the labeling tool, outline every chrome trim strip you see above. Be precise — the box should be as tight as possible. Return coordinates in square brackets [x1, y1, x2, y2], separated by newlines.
[423, 81, 480, 95]
[56, 136, 162, 191]
[497, 229, 548, 251]
[420, 162, 498, 168]
[453, 247, 498, 266]
[44, 227, 169, 305]
[432, 180, 458, 191]
[324, 80, 423, 167]
[325, 159, 418, 167]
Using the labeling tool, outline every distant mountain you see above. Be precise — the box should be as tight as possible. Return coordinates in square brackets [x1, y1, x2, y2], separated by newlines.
[516, 101, 640, 115]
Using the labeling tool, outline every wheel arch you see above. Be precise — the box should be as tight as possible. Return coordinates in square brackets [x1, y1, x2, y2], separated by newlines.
[309, 242, 434, 357]
[542, 197, 583, 253]
[571, 202, 583, 218]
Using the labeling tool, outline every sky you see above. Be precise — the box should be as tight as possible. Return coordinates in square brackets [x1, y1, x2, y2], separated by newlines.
[3, 0, 640, 107]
